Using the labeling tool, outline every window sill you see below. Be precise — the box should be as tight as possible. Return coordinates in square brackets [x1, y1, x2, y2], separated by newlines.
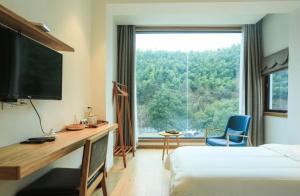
[137, 138, 206, 148]
[264, 112, 288, 118]
[139, 138, 204, 143]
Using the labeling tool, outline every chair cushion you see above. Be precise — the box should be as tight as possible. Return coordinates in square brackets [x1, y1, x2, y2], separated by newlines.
[227, 128, 244, 143]
[206, 138, 246, 147]
[17, 168, 81, 196]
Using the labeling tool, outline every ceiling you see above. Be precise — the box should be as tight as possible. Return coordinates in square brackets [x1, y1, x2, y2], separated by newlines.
[107, 1, 300, 25]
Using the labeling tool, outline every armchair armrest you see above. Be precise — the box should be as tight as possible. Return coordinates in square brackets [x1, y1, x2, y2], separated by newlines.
[204, 128, 223, 142]
[226, 133, 253, 147]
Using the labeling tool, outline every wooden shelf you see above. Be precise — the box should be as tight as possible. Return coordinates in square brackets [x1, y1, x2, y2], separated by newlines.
[0, 123, 117, 180]
[0, 4, 74, 52]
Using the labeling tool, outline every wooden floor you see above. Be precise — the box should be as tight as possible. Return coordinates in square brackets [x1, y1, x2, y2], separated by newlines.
[94, 149, 171, 196]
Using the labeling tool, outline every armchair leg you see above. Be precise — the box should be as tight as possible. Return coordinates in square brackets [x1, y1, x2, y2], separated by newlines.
[204, 128, 208, 144]
[248, 137, 253, 147]
[226, 135, 229, 147]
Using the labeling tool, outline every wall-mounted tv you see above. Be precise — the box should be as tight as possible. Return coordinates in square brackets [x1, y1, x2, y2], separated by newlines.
[0, 24, 63, 102]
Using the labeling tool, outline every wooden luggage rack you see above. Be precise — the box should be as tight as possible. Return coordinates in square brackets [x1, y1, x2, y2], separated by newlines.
[113, 81, 135, 168]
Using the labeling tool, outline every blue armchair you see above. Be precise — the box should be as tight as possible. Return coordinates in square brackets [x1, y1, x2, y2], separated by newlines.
[205, 115, 252, 147]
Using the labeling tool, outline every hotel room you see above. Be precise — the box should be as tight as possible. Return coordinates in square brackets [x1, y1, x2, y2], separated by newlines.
[0, 0, 300, 195]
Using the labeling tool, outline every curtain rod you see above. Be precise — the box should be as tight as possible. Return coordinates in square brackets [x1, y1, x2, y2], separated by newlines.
[136, 26, 242, 33]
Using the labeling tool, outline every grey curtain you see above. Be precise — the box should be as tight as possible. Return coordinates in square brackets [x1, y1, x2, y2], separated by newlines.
[243, 20, 264, 146]
[117, 25, 136, 146]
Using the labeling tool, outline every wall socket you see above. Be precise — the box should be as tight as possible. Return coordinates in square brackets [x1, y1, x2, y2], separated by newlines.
[0, 99, 28, 110]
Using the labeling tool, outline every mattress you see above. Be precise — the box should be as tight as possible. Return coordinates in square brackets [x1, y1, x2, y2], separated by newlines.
[165, 144, 300, 196]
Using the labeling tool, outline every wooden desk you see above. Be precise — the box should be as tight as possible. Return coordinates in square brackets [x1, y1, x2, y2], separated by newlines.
[0, 123, 118, 180]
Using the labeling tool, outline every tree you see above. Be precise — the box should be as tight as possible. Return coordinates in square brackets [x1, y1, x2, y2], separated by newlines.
[136, 45, 241, 136]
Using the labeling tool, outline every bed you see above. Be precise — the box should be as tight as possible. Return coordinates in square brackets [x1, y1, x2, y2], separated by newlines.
[165, 144, 300, 196]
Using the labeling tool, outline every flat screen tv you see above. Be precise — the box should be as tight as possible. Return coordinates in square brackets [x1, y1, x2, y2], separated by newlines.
[0, 25, 63, 101]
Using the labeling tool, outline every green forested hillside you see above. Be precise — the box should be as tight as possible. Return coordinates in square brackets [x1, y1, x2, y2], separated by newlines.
[136, 44, 241, 137]
[270, 70, 288, 111]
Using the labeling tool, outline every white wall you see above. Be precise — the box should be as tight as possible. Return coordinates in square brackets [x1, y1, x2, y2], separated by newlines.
[89, 0, 118, 168]
[262, 9, 300, 144]
[264, 116, 288, 143]
[263, 14, 289, 57]
[91, 0, 107, 120]
[287, 7, 300, 144]
[0, 0, 92, 195]
[262, 14, 289, 144]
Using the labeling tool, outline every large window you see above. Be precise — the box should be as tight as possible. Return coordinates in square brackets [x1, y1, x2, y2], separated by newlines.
[265, 69, 288, 113]
[135, 32, 242, 138]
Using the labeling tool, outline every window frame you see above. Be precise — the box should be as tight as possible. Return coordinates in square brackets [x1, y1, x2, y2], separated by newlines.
[264, 69, 288, 115]
[135, 27, 243, 140]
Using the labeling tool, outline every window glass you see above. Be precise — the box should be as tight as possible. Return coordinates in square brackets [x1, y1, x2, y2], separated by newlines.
[268, 69, 288, 112]
[136, 33, 242, 138]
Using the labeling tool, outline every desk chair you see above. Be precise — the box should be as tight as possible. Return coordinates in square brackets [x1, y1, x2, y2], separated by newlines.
[17, 133, 109, 196]
[205, 115, 252, 147]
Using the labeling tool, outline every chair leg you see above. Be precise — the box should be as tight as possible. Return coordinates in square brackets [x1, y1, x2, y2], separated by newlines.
[205, 128, 208, 144]
[226, 135, 230, 147]
[101, 176, 108, 196]
[162, 137, 166, 160]
[248, 137, 253, 147]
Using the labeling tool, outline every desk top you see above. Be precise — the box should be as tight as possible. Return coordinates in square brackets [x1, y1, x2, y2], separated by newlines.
[0, 123, 118, 180]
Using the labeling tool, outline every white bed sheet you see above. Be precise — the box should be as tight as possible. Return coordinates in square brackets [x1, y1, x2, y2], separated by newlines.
[165, 145, 300, 196]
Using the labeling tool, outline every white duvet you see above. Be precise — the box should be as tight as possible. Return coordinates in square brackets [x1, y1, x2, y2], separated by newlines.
[165, 144, 300, 196]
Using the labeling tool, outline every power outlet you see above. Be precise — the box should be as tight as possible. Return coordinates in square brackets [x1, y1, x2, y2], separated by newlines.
[19, 99, 27, 105]
[5, 102, 19, 109]
[0, 100, 28, 110]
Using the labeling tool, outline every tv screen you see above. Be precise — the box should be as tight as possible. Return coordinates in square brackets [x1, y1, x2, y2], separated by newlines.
[0, 24, 63, 101]
[0, 25, 19, 101]
[18, 33, 63, 100]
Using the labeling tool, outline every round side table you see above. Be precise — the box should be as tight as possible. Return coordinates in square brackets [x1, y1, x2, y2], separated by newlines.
[159, 131, 183, 160]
